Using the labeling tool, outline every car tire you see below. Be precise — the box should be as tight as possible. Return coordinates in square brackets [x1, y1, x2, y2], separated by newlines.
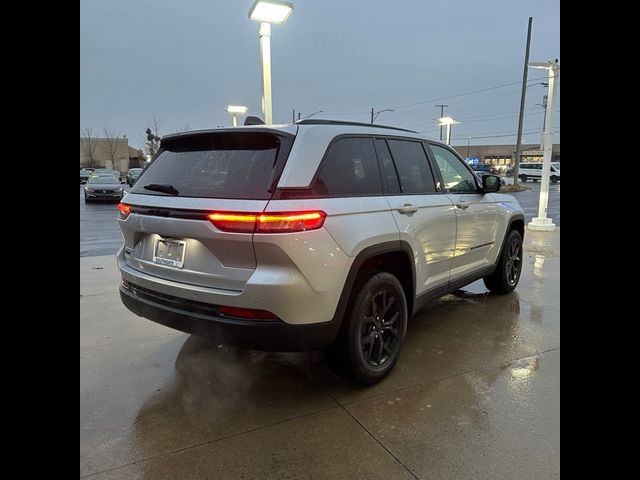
[519, 174, 527, 182]
[483, 229, 523, 294]
[551, 176, 559, 183]
[324, 272, 408, 385]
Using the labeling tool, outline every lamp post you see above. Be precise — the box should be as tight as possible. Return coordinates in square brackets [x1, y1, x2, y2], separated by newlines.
[248, 0, 293, 125]
[371, 108, 394, 124]
[299, 110, 323, 120]
[438, 116, 459, 145]
[527, 59, 559, 232]
[225, 105, 248, 127]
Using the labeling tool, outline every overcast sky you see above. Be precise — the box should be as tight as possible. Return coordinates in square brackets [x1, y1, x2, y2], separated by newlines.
[80, 0, 559, 149]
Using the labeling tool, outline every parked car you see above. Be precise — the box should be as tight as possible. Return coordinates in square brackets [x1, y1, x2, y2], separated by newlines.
[93, 168, 122, 181]
[84, 174, 125, 202]
[117, 120, 525, 384]
[517, 162, 560, 183]
[126, 168, 144, 186]
[80, 168, 94, 184]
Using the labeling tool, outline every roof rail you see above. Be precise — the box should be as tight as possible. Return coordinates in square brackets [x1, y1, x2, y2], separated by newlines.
[295, 119, 418, 134]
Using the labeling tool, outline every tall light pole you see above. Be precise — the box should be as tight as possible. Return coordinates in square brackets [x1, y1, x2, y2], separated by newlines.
[226, 105, 248, 127]
[527, 59, 559, 232]
[248, 0, 293, 125]
[438, 116, 459, 146]
[467, 137, 471, 159]
[513, 16, 533, 186]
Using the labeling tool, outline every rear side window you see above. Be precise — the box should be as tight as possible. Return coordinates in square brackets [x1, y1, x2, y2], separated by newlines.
[386, 140, 437, 194]
[313, 137, 382, 196]
[130, 132, 287, 199]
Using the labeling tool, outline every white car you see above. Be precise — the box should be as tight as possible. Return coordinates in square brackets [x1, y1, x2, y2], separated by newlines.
[518, 162, 560, 183]
[117, 119, 525, 384]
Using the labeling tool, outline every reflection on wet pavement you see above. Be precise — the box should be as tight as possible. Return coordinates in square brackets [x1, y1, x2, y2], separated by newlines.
[80, 229, 560, 479]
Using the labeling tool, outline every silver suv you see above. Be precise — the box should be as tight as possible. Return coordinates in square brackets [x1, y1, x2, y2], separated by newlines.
[117, 120, 525, 384]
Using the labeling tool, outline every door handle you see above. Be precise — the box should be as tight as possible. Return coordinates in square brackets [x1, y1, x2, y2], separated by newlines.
[397, 204, 418, 214]
[455, 201, 470, 210]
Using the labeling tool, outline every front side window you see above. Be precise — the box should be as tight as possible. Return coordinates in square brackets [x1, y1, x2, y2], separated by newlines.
[430, 144, 478, 194]
[313, 137, 382, 196]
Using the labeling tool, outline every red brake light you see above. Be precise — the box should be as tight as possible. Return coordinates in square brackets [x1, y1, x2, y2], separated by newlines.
[117, 203, 131, 218]
[208, 210, 326, 233]
[218, 306, 278, 320]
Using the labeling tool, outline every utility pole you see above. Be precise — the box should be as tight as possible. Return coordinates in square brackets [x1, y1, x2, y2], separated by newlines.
[435, 104, 448, 141]
[467, 137, 471, 159]
[371, 108, 374, 124]
[292, 109, 296, 123]
[513, 16, 533, 186]
[297, 112, 301, 121]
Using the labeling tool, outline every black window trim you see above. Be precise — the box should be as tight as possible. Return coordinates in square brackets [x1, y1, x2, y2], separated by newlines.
[424, 141, 483, 194]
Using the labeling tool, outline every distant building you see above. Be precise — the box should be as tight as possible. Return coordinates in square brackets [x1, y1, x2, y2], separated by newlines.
[451, 143, 560, 173]
[79, 137, 145, 171]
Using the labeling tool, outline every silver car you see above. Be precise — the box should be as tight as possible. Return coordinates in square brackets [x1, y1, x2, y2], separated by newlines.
[117, 120, 525, 384]
[84, 174, 124, 202]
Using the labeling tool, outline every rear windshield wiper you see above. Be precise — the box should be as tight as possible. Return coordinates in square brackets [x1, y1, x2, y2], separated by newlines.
[143, 183, 180, 195]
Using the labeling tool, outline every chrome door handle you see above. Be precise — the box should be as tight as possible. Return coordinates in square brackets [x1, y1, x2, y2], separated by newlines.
[397, 204, 418, 214]
[455, 201, 470, 210]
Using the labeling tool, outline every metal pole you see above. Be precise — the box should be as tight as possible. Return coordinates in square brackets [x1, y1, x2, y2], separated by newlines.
[232, 113, 238, 127]
[259, 22, 272, 125]
[436, 105, 447, 141]
[513, 16, 533, 186]
[446, 124, 451, 145]
[467, 137, 470, 158]
[528, 61, 558, 232]
[371, 108, 374, 124]
[292, 109, 295, 123]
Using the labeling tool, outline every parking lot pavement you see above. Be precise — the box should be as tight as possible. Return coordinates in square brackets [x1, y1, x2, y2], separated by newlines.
[80, 229, 560, 480]
[507, 181, 561, 227]
[80, 184, 130, 257]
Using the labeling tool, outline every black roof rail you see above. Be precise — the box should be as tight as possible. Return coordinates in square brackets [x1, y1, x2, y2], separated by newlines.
[295, 119, 418, 134]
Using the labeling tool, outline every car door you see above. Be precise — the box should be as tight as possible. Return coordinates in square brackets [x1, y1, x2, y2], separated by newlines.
[376, 138, 456, 295]
[427, 143, 498, 280]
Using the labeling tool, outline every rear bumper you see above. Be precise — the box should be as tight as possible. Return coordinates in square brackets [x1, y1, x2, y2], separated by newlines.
[120, 283, 340, 351]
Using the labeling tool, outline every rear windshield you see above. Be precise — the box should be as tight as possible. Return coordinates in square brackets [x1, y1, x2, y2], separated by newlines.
[130, 132, 286, 199]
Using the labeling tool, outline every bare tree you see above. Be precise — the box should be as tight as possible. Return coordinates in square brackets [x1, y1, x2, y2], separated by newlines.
[80, 128, 99, 168]
[102, 128, 121, 170]
[144, 116, 162, 159]
[180, 123, 191, 132]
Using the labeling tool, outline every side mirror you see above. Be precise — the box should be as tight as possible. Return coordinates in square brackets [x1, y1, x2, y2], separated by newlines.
[482, 174, 501, 193]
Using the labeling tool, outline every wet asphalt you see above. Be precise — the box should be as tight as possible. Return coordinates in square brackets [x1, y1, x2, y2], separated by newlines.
[79, 182, 560, 258]
[80, 228, 560, 479]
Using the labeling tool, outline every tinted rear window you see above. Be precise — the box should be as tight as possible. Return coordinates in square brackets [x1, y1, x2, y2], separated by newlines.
[313, 137, 382, 196]
[130, 132, 286, 199]
[387, 140, 436, 194]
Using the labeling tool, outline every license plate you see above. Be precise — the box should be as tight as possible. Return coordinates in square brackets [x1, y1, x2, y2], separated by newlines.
[153, 238, 186, 268]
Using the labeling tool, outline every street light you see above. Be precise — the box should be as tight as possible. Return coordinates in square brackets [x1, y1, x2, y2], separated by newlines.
[299, 110, 323, 120]
[248, 0, 294, 125]
[527, 59, 559, 232]
[225, 105, 248, 127]
[371, 108, 394, 124]
[438, 116, 459, 145]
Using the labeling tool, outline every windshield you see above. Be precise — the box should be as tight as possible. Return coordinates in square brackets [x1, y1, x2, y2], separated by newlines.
[88, 176, 120, 184]
[551, 162, 560, 170]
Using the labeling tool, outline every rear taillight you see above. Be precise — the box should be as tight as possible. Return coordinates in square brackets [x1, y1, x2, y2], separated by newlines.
[117, 203, 131, 218]
[207, 210, 326, 234]
[217, 306, 278, 320]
